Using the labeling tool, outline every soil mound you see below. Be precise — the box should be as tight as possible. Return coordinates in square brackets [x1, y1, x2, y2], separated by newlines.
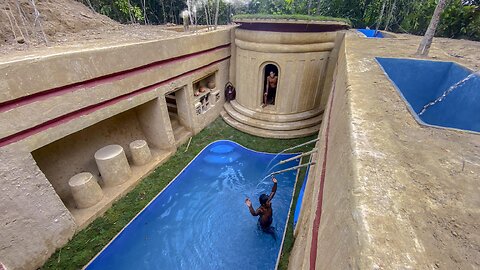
[1, 0, 118, 47]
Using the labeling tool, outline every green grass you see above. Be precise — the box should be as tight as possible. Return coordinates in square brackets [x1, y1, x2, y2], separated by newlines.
[233, 13, 351, 25]
[41, 118, 315, 270]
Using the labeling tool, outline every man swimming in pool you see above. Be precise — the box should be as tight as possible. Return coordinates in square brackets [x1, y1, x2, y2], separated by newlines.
[245, 177, 277, 230]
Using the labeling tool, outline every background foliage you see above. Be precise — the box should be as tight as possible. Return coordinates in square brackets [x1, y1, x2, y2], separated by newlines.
[79, 0, 479, 42]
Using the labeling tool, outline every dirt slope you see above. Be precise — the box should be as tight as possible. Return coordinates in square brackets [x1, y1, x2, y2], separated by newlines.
[1, 0, 118, 47]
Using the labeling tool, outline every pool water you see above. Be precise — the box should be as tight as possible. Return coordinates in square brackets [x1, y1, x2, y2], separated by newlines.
[86, 140, 300, 270]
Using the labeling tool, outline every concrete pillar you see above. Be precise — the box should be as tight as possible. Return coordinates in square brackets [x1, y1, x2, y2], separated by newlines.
[94, 145, 131, 186]
[136, 98, 176, 149]
[129, 140, 152, 166]
[68, 172, 103, 209]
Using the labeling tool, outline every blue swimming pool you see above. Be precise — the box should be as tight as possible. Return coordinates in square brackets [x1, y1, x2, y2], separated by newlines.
[85, 140, 300, 270]
[377, 57, 480, 133]
[357, 29, 384, 38]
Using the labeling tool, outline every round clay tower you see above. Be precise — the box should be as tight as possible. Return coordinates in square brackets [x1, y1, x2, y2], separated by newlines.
[222, 16, 349, 138]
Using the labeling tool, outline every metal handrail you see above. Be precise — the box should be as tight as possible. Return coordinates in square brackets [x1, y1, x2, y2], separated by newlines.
[278, 149, 317, 165]
[270, 162, 316, 175]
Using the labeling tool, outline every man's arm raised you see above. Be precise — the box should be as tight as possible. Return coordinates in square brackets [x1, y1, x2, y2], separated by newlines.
[267, 177, 277, 203]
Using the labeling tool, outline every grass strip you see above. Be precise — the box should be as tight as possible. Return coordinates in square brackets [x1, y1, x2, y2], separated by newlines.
[233, 13, 351, 25]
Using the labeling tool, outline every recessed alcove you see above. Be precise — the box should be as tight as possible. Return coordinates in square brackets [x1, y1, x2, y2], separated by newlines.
[31, 98, 175, 228]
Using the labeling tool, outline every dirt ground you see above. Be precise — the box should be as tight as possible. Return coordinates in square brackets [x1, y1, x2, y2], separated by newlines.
[2, 0, 479, 69]
[393, 33, 480, 70]
[0, 0, 193, 60]
[344, 32, 480, 269]
[1, 0, 116, 47]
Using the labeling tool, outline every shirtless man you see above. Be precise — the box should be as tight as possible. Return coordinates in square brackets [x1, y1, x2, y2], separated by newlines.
[245, 177, 277, 230]
[263, 71, 278, 107]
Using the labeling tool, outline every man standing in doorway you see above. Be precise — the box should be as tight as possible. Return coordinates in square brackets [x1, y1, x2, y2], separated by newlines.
[263, 71, 278, 107]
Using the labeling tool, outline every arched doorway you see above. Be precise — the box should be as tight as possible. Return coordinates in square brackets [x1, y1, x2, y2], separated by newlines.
[262, 64, 279, 107]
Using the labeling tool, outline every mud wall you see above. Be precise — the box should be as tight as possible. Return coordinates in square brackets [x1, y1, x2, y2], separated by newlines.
[32, 106, 149, 207]
[234, 29, 336, 114]
[288, 35, 362, 269]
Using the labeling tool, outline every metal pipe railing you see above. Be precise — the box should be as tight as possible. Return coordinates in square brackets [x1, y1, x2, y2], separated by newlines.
[278, 138, 320, 154]
[270, 162, 316, 176]
[278, 149, 317, 165]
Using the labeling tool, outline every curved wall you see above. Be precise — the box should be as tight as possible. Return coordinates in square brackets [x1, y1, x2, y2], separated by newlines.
[234, 29, 336, 114]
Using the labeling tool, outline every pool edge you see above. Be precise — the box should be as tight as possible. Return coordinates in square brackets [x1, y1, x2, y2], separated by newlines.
[275, 160, 303, 270]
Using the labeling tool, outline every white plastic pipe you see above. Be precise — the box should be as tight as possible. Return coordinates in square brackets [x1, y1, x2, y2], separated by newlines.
[270, 162, 316, 176]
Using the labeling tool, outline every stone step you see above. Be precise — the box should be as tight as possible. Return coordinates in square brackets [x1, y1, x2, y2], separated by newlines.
[167, 104, 178, 114]
[230, 100, 323, 123]
[221, 111, 320, 139]
[169, 112, 179, 128]
[166, 98, 176, 106]
[173, 126, 192, 146]
[224, 102, 321, 131]
[170, 118, 180, 130]
[173, 125, 185, 138]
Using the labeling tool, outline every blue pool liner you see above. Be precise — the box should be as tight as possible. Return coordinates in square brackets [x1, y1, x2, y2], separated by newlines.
[376, 57, 480, 133]
[85, 140, 300, 270]
[293, 166, 310, 229]
[357, 29, 384, 38]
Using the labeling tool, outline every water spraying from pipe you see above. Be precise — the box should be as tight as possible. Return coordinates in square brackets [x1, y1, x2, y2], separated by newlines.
[419, 71, 480, 116]
[263, 138, 320, 172]
[270, 162, 316, 176]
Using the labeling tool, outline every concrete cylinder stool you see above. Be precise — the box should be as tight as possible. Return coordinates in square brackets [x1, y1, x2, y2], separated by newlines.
[69, 172, 103, 209]
[129, 140, 152, 166]
[94, 144, 131, 187]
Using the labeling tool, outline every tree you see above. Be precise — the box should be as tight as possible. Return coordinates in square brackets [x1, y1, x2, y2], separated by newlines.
[375, 0, 387, 34]
[307, 0, 313, 15]
[416, 0, 448, 56]
[214, 0, 220, 29]
[384, 0, 396, 31]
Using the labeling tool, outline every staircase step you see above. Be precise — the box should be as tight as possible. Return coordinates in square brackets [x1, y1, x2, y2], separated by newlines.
[166, 97, 176, 104]
[230, 100, 322, 123]
[167, 105, 178, 114]
[220, 111, 320, 139]
[224, 102, 321, 131]
[173, 125, 186, 137]
[170, 118, 180, 129]
[173, 127, 192, 146]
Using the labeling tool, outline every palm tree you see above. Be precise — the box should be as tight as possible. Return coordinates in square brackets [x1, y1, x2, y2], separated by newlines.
[416, 0, 448, 56]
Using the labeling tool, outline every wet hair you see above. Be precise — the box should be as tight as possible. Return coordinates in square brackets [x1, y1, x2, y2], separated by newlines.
[259, 194, 269, 205]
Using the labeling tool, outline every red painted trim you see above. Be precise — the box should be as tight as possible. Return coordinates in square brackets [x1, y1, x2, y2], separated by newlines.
[309, 83, 337, 269]
[0, 43, 230, 113]
[0, 56, 230, 148]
